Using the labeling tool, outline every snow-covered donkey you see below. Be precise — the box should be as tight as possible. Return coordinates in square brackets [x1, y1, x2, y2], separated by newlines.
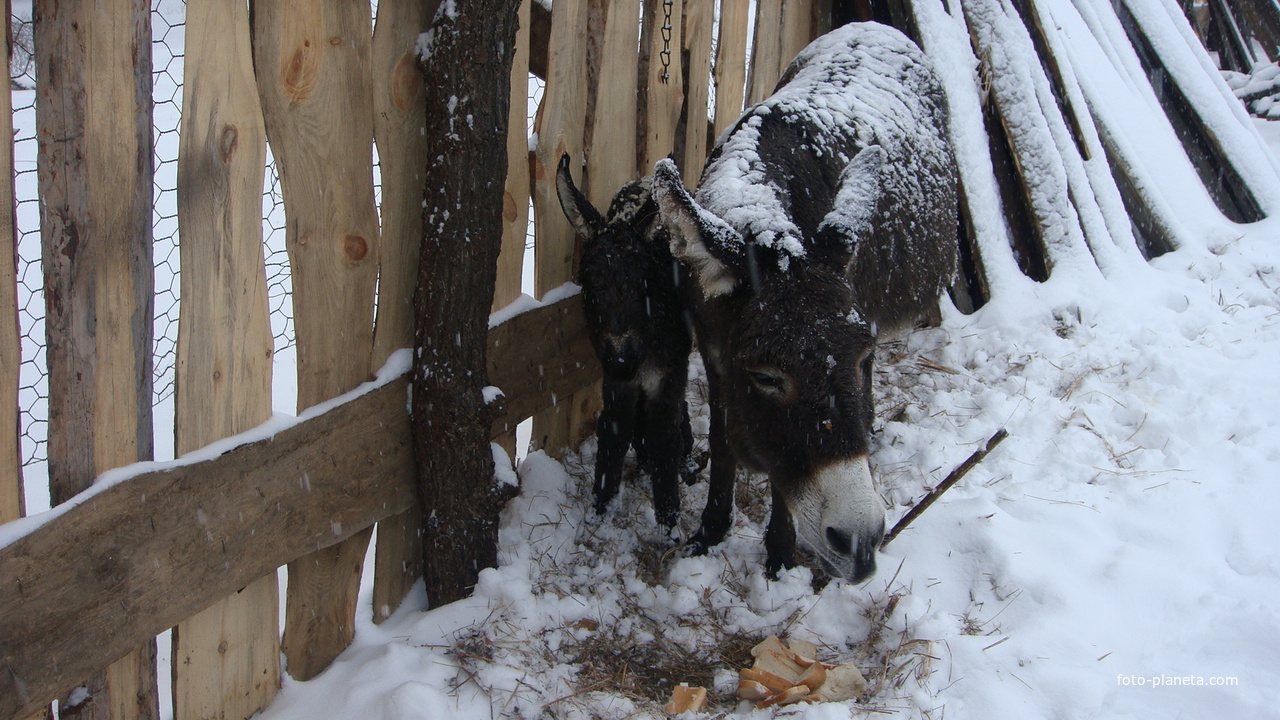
[556, 155, 697, 529]
[653, 22, 957, 583]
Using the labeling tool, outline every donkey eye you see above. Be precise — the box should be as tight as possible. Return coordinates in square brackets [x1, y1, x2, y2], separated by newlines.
[747, 370, 785, 393]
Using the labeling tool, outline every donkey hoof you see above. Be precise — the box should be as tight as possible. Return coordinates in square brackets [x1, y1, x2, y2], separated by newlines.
[764, 550, 797, 580]
[684, 529, 719, 557]
[684, 537, 710, 557]
[592, 492, 617, 518]
[680, 465, 699, 486]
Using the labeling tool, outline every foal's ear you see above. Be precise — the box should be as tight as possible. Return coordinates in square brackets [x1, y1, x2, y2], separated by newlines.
[817, 145, 885, 268]
[556, 153, 605, 241]
[652, 159, 745, 298]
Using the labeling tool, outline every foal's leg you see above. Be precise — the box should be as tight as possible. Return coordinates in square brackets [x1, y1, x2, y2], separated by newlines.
[594, 380, 639, 514]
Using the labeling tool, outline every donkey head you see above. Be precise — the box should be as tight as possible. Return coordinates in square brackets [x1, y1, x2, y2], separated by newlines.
[652, 149, 887, 582]
[556, 154, 679, 384]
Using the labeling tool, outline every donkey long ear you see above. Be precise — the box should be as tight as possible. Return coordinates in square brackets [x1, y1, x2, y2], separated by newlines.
[652, 159, 745, 298]
[556, 153, 605, 240]
[817, 145, 885, 267]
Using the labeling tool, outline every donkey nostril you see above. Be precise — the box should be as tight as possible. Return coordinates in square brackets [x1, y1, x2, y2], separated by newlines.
[826, 526, 854, 556]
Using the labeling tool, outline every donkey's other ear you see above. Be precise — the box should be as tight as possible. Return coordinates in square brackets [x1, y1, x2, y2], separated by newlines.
[816, 145, 885, 268]
[652, 158, 745, 298]
[556, 153, 605, 240]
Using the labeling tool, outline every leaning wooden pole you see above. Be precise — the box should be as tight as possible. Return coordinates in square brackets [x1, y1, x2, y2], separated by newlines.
[414, 0, 523, 607]
[34, 1, 159, 718]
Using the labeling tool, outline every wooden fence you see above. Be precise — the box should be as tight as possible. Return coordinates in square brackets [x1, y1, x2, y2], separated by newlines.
[0, 1, 838, 719]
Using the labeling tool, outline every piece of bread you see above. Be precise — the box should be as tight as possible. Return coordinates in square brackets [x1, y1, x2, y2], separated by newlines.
[664, 685, 708, 714]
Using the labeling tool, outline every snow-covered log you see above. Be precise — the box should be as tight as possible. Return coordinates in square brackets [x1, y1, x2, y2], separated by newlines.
[910, 0, 1280, 300]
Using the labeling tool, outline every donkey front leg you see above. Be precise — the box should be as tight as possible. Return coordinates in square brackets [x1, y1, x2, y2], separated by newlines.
[637, 392, 686, 530]
[678, 398, 699, 486]
[764, 485, 798, 578]
[594, 380, 639, 515]
[688, 366, 736, 554]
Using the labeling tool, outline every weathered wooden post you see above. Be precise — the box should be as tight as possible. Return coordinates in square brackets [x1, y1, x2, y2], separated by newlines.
[681, 0, 714, 182]
[253, 0, 381, 681]
[370, 0, 433, 626]
[585, 0, 640, 207]
[1, 3, 23, 534]
[171, 0, 279, 716]
[641, 0, 684, 174]
[713, 0, 750, 137]
[490, 0, 531, 455]
[532, 0, 593, 455]
[34, 1, 159, 717]
[414, 0, 523, 606]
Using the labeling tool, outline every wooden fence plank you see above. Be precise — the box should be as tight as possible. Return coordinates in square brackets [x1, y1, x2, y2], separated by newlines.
[532, 0, 592, 455]
[0, 292, 600, 720]
[748, 0, 784, 105]
[1, 3, 21, 529]
[642, 0, 684, 173]
[496, 0, 532, 315]
[490, 0, 532, 463]
[370, 0, 433, 627]
[586, 0, 640, 205]
[34, 1, 159, 717]
[252, 0, 381, 681]
[682, 0, 714, 183]
[713, 0, 750, 136]
[781, 0, 815, 69]
[171, 1, 279, 717]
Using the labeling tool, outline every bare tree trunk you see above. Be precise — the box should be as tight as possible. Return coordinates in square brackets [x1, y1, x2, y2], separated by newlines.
[414, 0, 523, 607]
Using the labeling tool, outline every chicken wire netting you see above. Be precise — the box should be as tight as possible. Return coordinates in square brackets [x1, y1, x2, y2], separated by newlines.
[10, 2, 542, 509]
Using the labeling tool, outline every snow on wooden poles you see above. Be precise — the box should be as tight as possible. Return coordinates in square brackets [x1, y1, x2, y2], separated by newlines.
[370, 0, 431, 628]
[962, 0, 1103, 280]
[1207, 0, 1258, 70]
[1116, 0, 1266, 223]
[33, 0, 161, 717]
[252, 0, 381, 682]
[172, 1, 280, 717]
[1221, 0, 1280, 62]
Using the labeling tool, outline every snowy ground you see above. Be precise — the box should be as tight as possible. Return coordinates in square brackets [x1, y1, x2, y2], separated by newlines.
[245, 128, 1280, 720]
